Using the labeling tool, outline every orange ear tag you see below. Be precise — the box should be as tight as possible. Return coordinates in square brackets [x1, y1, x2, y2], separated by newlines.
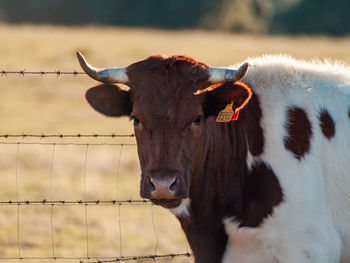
[216, 101, 240, 122]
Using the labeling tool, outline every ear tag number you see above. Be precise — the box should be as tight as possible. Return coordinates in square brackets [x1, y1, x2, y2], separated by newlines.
[216, 101, 239, 122]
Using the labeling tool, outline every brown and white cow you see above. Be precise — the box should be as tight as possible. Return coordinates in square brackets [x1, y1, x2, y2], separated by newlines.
[77, 52, 350, 263]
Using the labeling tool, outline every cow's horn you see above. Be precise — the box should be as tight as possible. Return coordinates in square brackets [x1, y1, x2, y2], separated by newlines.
[207, 62, 250, 83]
[76, 52, 129, 83]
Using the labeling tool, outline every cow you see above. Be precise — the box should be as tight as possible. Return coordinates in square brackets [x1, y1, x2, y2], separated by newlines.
[77, 52, 350, 263]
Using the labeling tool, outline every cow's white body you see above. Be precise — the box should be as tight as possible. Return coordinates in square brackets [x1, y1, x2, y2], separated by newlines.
[80, 51, 350, 262]
[219, 56, 350, 263]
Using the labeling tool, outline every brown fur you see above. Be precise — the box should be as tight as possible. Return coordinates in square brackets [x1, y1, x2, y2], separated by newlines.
[284, 107, 313, 160]
[241, 161, 284, 227]
[319, 109, 336, 140]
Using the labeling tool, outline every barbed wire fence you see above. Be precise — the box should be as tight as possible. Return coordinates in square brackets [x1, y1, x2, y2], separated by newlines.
[0, 69, 193, 262]
[0, 70, 85, 77]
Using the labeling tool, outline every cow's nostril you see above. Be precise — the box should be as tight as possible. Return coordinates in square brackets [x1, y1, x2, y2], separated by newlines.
[148, 175, 178, 199]
[149, 177, 156, 192]
[170, 177, 177, 192]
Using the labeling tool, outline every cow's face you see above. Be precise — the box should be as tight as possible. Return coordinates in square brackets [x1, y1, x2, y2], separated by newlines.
[80, 54, 250, 208]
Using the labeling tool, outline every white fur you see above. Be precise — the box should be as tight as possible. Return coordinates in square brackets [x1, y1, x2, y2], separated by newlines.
[223, 55, 350, 263]
[223, 218, 278, 263]
[168, 198, 191, 218]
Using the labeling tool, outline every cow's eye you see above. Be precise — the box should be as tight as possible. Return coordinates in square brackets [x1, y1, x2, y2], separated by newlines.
[132, 116, 140, 126]
[193, 115, 202, 125]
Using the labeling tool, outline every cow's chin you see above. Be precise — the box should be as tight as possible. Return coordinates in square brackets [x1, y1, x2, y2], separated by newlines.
[150, 199, 182, 208]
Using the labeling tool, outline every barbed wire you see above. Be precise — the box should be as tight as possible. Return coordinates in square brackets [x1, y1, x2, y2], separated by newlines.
[0, 133, 135, 138]
[0, 128, 190, 262]
[88, 252, 192, 263]
[0, 199, 150, 206]
[0, 142, 136, 146]
[0, 253, 192, 262]
[0, 70, 85, 77]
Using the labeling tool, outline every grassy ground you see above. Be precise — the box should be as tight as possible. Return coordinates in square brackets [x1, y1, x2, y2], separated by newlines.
[0, 24, 350, 263]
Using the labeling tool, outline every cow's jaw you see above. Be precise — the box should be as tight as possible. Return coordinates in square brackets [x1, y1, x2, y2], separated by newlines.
[168, 198, 191, 218]
[151, 198, 182, 208]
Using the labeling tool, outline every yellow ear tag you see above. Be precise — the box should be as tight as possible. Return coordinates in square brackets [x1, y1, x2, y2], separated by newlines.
[216, 101, 240, 122]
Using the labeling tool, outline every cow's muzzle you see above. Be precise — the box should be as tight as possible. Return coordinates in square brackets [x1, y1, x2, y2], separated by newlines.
[141, 171, 188, 208]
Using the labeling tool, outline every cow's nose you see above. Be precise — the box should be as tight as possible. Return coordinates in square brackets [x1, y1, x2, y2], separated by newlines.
[148, 176, 177, 199]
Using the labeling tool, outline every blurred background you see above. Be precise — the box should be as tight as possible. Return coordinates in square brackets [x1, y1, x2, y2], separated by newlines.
[1, 0, 350, 35]
[0, 1, 349, 263]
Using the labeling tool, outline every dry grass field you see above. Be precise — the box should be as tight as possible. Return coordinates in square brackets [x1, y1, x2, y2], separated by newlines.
[0, 24, 350, 263]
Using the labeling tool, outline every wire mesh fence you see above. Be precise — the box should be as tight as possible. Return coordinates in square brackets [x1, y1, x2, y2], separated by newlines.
[0, 139, 192, 263]
[0, 66, 192, 262]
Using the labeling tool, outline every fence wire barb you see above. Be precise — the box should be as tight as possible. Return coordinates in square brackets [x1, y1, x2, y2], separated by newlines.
[0, 70, 85, 77]
[0, 133, 135, 138]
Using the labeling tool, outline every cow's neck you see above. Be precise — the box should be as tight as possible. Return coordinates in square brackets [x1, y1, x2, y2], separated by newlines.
[179, 93, 263, 263]
[192, 119, 248, 218]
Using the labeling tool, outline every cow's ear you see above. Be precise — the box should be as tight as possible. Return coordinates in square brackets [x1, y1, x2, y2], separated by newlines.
[202, 81, 252, 117]
[85, 84, 132, 117]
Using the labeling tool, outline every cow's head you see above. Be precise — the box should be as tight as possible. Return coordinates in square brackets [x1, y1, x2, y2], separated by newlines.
[77, 52, 251, 208]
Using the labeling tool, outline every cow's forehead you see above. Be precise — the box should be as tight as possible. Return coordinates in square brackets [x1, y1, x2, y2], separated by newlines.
[126, 55, 209, 118]
[126, 55, 209, 93]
